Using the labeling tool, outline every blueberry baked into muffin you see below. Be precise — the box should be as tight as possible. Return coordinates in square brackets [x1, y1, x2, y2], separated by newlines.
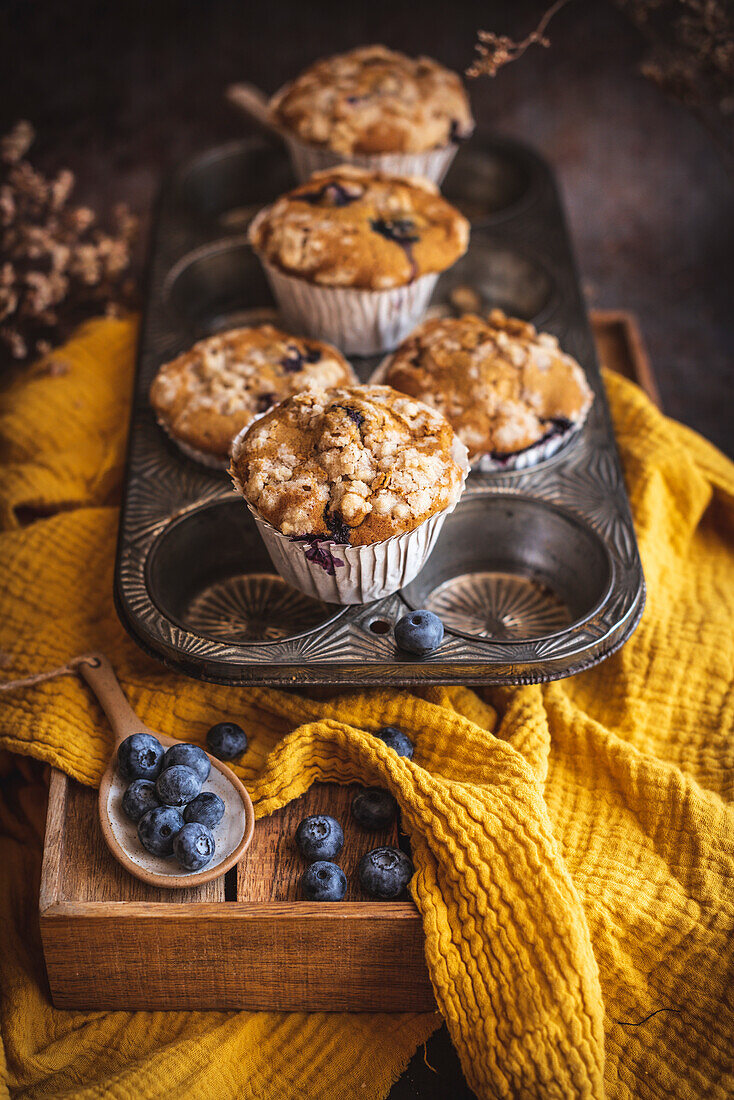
[229, 385, 469, 603]
[379, 310, 594, 470]
[270, 45, 474, 159]
[149, 324, 356, 466]
[248, 167, 470, 355]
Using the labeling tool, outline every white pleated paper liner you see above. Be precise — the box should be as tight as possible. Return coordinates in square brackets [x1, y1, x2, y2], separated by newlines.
[370, 355, 593, 473]
[251, 252, 440, 358]
[229, 430, 470, 605]
[282, 134, 461, 186]
[155, 417, 230, 470]
[469, 419, 587, 472]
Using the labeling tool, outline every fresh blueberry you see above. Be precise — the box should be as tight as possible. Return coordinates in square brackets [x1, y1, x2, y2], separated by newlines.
[206, 722, 248, 760]
[137, 805, 184, 857]
[300, 861, 347, 901]
[162, 742, 211, 784]
[173, 822, 216, 871]
[256, 393, 275, 413]
[117, 732, 164, 782]
[394, 610, 444, 656]
[358, 846, 413, 899]
[375, 726, 414, 759]
[121, 779, 160, 823]
[295, 814, 344, 862]
[351, 787, 398, 830]
[183, 791, 225, 829]
[156, 765, 202, 807]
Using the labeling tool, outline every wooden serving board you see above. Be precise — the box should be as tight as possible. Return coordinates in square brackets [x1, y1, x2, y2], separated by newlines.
[39, 312, 660, 1012]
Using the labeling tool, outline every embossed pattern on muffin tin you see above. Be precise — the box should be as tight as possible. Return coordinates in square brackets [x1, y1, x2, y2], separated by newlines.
[114, 136, 645, 685]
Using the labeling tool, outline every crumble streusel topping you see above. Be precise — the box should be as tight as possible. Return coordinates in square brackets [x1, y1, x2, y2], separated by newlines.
[149, 324, 355, 459]
[248, 166, 469, 290]
[271, 45, 474, 156]
[381, 310, 594, 459]
[229, 385, 467, 545]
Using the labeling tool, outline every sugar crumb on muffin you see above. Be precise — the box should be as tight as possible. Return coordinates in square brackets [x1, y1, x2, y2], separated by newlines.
[248, 166, 469, 291]
[380, 309, 594, 462]
[271, 45, 474, 156]
[229, 384, 467, 545]
[150, 324, 356, 461]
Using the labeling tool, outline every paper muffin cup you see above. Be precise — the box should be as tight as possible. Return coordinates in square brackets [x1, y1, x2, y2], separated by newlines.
[253, 253, 439, 357]
[155, 417, 230, 470]
[469, 418, 588, 472]
[230, 430, 470, 605]
[282, 133, 461, 186]
[370, 355, 592, 473]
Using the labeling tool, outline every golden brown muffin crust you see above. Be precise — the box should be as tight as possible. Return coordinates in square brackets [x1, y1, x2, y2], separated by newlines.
[149, 324, 355, 459]
[382, 310, 594, 460]
[271, 45, 474, 155]
[229, 385, 466, 545]
[248, 166, 470, 291]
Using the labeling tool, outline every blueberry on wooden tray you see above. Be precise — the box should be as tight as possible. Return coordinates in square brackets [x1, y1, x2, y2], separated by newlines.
[295, 814, 344, 862]
[300, 861, 347, 901]
[358, 847, 414, 899]
[351, 788, 398, 830]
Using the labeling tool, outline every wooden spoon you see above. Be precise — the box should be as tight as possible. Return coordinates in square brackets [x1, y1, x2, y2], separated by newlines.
[76, 654, 255, 889]
[226, 82, 282, 136]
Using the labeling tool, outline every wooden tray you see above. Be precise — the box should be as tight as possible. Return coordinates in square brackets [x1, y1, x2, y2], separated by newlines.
[39, 312, 660, 1013]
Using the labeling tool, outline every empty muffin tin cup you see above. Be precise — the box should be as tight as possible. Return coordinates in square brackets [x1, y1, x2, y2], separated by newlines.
[229, 432, 470, 604]
[281, 132, 463, 186]
[251, 251, 440, 357]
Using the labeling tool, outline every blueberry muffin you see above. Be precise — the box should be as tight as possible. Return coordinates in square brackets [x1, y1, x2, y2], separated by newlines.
[380, 311, 594, 468]
[270, 45, 474, 157]
[149, 324, 356, 465]
[229, 385, 467, 546]
[248, 167, 469, 291]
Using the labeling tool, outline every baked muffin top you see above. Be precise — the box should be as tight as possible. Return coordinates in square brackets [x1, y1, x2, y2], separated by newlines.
[248, 167, 470, 290]
[270, 45, 474, 155]
[150, 324, 355, 460]
[229, 385, 467, 545]
[381, 311, 594, 460]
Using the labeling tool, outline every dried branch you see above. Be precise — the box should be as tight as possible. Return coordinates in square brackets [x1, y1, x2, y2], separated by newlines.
[0, 121, 138, 364]
[467, 0, 572, 78]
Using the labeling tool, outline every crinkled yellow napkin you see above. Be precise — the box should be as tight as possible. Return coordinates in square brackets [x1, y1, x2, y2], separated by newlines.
[0, 317, 733, 1100]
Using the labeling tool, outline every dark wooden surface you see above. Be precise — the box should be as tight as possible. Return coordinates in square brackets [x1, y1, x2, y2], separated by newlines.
[5, 0, 732, 1094]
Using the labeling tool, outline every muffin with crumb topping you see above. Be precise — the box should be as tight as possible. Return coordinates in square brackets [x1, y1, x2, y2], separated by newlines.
[378, 310, 594, 470]
[268, 44, 474, 183]
[229, 384, 469, 603]
[248, 166, 469, 355]
[149, 324, 356, 466]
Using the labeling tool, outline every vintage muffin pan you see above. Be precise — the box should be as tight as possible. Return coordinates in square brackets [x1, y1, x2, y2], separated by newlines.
[115, 136, 645, 684]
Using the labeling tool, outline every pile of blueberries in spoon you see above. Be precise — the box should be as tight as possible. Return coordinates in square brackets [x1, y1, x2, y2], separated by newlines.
[117, 721, 248, 872]
[296, 725, 415, 901]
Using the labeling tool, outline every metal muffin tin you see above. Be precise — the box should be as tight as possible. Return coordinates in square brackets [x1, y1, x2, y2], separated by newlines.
[115, 136, 645, 685]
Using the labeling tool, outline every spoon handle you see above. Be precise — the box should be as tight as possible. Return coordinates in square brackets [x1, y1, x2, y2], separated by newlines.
[226, 82, 278, 133]
[77, 654, 150, 747]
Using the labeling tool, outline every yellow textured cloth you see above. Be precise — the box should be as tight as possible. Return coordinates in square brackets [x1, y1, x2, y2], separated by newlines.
[0, 317, 733, 1100]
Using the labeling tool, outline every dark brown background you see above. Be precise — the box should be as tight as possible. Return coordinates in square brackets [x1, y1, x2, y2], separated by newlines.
[1, 1, 732, 1095]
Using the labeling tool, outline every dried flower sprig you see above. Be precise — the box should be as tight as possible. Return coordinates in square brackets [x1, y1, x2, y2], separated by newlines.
[0, 121, 138, 363]
[467, 0, 572, 78]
